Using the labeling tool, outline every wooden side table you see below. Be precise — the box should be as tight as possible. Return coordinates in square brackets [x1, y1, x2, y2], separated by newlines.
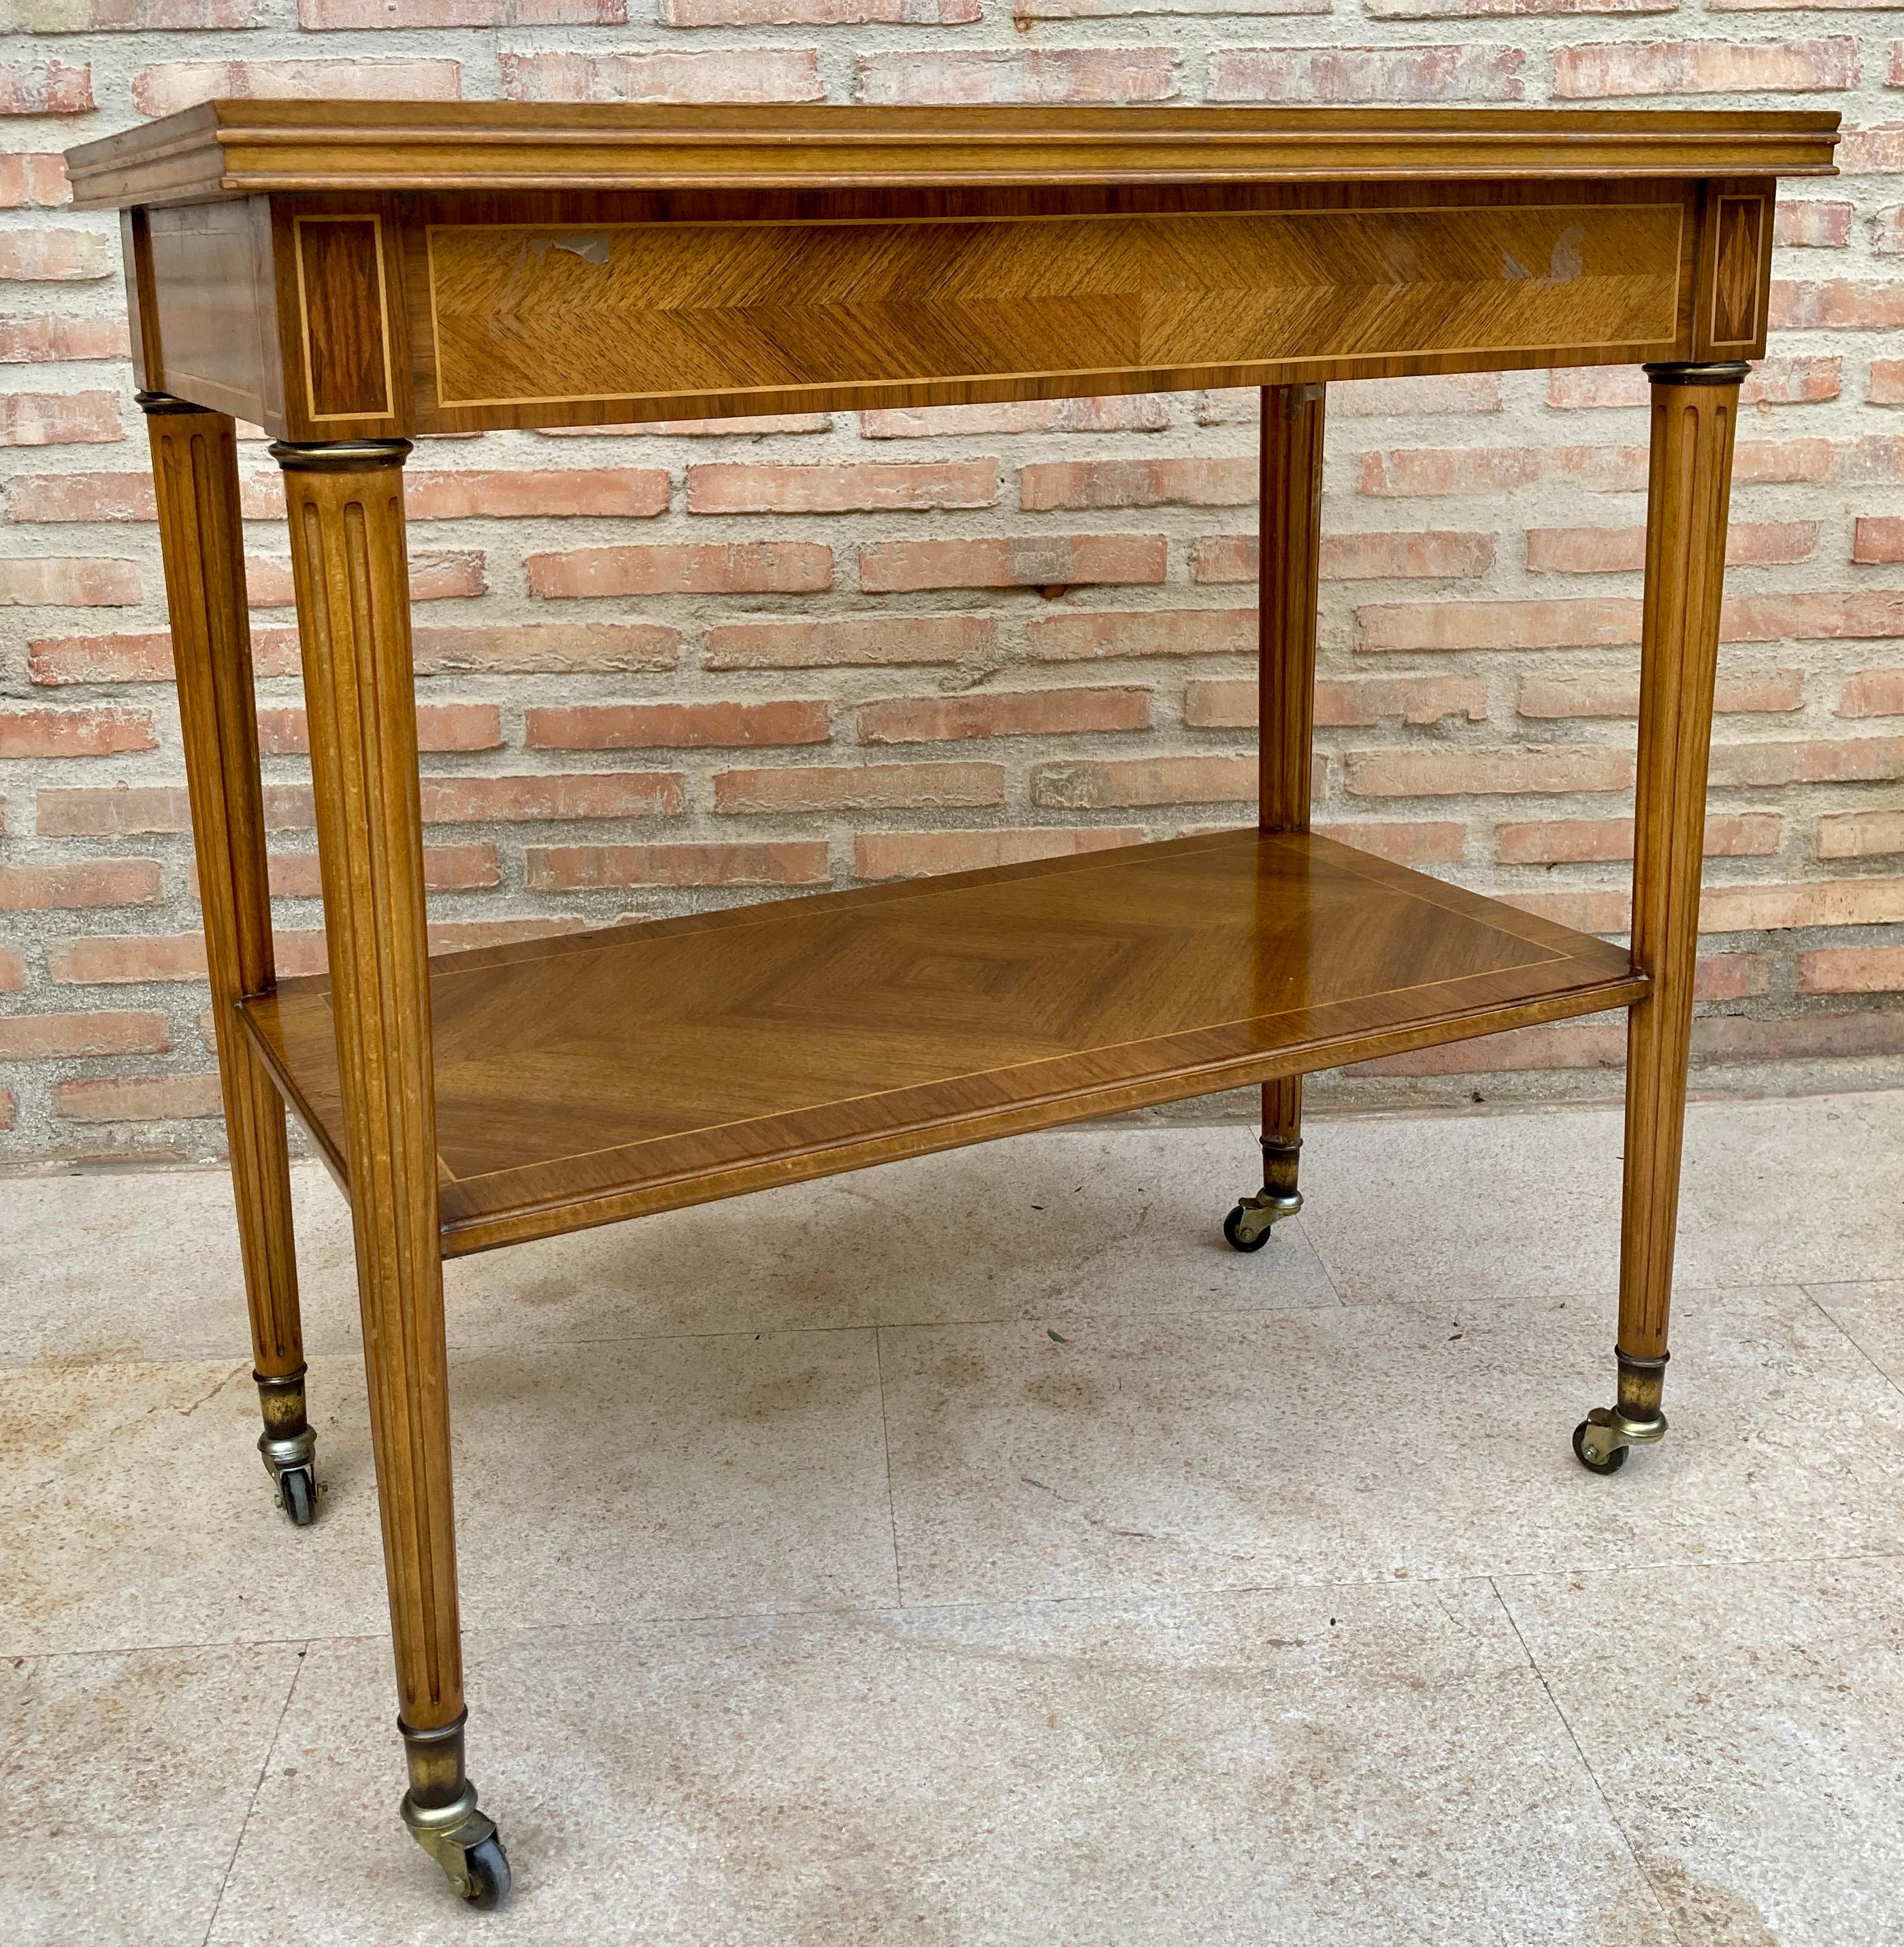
[67, 102, 1838, 1908]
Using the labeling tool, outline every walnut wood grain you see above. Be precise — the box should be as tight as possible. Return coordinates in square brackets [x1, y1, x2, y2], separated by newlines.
[63, 102, 1839, 211]
[140, 198, 279, 428]
[1257, 382, 1328, 1192]
[237, 830, 1646, 1257]
[1618, 365, 1743, 1376]
[278, 436, 462, 1733]
[146, 399, 303, 1384]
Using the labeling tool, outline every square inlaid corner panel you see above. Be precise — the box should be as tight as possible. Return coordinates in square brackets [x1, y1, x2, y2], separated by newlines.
[406, 186, 1692, 431]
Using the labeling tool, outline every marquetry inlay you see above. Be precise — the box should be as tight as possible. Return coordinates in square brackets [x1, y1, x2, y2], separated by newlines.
[1708, 194, 1765, 348]
[425, 201, 1686, 412]
[294, 215, 395, 423]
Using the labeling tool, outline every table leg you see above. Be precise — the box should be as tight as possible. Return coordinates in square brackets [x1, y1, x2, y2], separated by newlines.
[273, 436, 510, 1905]
[1575, 361, 1746, 1476]
[142, 394, 314, 1526]
[1226, 381, 1326, 1256]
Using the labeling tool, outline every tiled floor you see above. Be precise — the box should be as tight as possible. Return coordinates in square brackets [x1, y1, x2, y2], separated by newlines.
[3, 1090, 1902, 1946]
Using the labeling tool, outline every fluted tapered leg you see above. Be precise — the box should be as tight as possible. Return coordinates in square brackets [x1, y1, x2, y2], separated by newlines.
[1576, 361, 1744, 1474]
[144, 393, 313, 1523]
[276, 436, 507, 1903]
[1227, 382, 1326, 1254]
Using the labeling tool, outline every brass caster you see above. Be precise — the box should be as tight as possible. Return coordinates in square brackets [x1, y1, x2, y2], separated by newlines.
[259, 1426, 318, 1526]
[1223, 1189, 1300, 1254]
[1572, 1405, 1667, 1477]
[403, 1784, 512, 1909]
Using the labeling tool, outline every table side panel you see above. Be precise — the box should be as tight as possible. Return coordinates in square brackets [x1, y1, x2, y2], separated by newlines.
[405, 190, 1691, 432]
[141, 196, 282, 427]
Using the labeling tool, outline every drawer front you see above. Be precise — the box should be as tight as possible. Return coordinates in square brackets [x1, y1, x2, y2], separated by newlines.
[419, 199, 1688, 425]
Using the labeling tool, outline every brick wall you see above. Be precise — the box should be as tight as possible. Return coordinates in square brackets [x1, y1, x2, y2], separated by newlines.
[1, 12, 1901, 1162]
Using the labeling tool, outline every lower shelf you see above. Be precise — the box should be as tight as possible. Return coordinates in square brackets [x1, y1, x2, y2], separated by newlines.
[239, 828, 1645, 1255]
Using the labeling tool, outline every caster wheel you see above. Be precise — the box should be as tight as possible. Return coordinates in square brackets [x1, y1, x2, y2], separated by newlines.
[1223, 1204, 1272, 1253]
[461, 1834, 511, 1910]
[278, 1465, 316, 1526]
[1572, 1419, 1627, 1475]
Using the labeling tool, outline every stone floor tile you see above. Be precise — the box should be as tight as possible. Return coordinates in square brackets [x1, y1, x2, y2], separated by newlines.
[1805, 1279, 1904, 1388]
[1298, 1092, 1904, 1307]
[207, 1582, 1673, 1947]
[877, 1285, 1904, 1607]
[0, 1641, 303, 1947]
[0, 1331, 897, 1657]
[1496, 1555, 1904, 1947]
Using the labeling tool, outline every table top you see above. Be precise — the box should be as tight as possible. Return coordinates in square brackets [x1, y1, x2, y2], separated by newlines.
[67, 103, 1839, 210]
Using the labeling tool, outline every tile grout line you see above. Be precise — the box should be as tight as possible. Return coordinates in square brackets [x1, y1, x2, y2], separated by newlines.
[199, 1641, 309, 1947]
[1796, 1283, 1904, 1405]
[1486, 1577, 1690, 1947]
[873, 1326, 907, 1611]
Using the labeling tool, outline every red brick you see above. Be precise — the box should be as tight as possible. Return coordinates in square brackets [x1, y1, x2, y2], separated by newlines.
[1707, 736, 1904, 789]
[48, 934, 210, 983]
[416, 774, 685, 823]
[1313, 819, 1467, 865]
[1494, 812, 1779, 864]
[39, 0, 260, 21]
[0, 154, 69, 208]
[501, 49, 821, 103]
[412, 622, 680, 674]
[663, 0, 974, 18]
[0, 858, 161, 909]
[1547, 357, 1841, 409]
[7, 471, 157, 522]
[1209, 45, 1524, 101]
[853, 826, 1145, 879]
[861, 535, 1166, 593]
[1731, 438, 1834, 485]
[1701, 879, 1904, 932]
[860, 397, 1170, 438]
[1799, 947, 1904, 995]
[0, 558, 140, 607]
[35, 783, 312, 837]
[688, 459, 998, 514]
[1839, 669, 1904, 716]
[1775, 199, 1855, 248]
[1720, 591, 1904, 643]
[526, 841, 830, 890]
[1527, 520, 1818, 574]
[857, 48, 1180, 104]
[1018, 458, 1253, 512]
[402, 468, 669, 520]
[1345, 747, 1634, 797]
[0, 1011, 170, 1060]
[1357, 598, 1640, 653]
[1771, 282, 1904, 330]
[0, 314, 129, 363]
[714, 762, 1004, 814]
[1030, 753, 1254, 810]
[1201, 375, 1500, 422]
[1554, 37, 1858, 97]
[244, 549, 481, 607]
[0, 230, 112, 281]
[705, 615, 991, 669]
[27, 632, 175, 685]
[1871, 361, 1904, 406]
[0, 949, 24, 993]
[1517, 670, 1804, 718]
[1816, 810, 1904, 860]
[857, 687, 1149, 743]
[53, 1074, 224, 1122]
[0, 706, 154, 758]
[525, 700, 830, 749]
[1192, 529, 1496, 585]
[255, 702, 502, 755]
[131, 59, 462, 118]
[0, 1087, 15, 1129]
[427, 917, 588, 954]
[1853, 518, 1904, 564]
[303, 0, 623, 22]
[1695, 954, 1772, 1003]
[1184, 675, 1488, 730]
[1028, 608, 1253, 660]
[528, 541, 831, 598]
[248, 844, 499, 899]
[0, 61, 94, 114]
[1875, 206, 1904, 257]
[1359, 446, 1646, 495]
[0, 391, 124, 445]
